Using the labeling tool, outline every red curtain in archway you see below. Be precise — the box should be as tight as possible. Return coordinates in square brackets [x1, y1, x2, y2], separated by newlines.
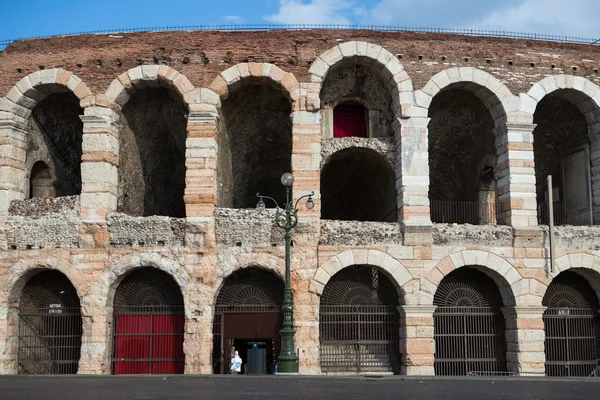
[333, 104, 368, 138]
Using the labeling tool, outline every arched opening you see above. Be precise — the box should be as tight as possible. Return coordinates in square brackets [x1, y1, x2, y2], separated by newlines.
[428, 87, 498, 224]
[117, 88, 187, 217]
[112, 268, 184, 374]
[320, 59, 394, 139]
[333, 102, 368, 138]
[29, 161, 54, 199]
[212, 267, 284, 374]
[27, 92, 83, 197]
[543, 271, 600, 376]
[319, 265, 401, 373]
[533, 91, 592, 226]
[17, 270, 82, 374]
[217, 82, 292, 208]
[433, 267, 507, 375]
[321, 148, 397, 222]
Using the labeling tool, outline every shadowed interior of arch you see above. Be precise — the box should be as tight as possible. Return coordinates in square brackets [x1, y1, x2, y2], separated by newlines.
[533, 90, 592, 226]
[428, 86, 498, 225]
[27, 91, 83, 197]
[217, 81, 292, 208]
[321, 58, 394, 139]
[117, 87, 187, 217]
[320, 147, 397, 222]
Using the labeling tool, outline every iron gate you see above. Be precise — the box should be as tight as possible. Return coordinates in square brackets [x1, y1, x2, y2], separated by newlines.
[112, 268, 185, 374]
[212, 268, 284, 374]
[18, 271, 82, 374]
[433, 268, 507, 375]
[319, 265, 400, 373]
[543, 271, 600, 377]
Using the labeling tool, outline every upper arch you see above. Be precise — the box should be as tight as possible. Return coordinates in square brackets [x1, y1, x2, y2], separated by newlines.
[208, 62, 299, 104]
[2, 69, 93, 119]
[309, 41, 413, 118]
[414, 67, 515, 125]
[521, 74, 600, 127]
[104, 65, 198, 109]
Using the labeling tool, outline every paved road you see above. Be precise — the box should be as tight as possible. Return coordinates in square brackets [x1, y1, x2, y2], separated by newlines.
[0, 375, 599, 400]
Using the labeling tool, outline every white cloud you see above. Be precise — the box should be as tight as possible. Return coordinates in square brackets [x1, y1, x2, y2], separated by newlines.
[222, 15, 246, 23]
[471, 0, 599, 38]
[264, 0, 357, 25]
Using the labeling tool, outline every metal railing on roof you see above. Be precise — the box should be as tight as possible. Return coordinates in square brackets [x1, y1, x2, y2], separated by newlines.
[1, 24, 599, 50]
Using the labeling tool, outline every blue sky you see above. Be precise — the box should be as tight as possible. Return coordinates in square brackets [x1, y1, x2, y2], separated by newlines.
[0, 0, 598, 41]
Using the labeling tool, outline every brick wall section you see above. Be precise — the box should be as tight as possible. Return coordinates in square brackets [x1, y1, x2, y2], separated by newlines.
[2, 31, 600, 97]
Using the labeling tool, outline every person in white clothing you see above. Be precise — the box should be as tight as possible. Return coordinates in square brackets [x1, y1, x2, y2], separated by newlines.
[230, 350, 242, 374]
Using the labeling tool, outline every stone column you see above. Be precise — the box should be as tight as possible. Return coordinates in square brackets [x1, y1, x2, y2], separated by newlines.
[77, 299, 109, 374]
[183, 279, 214, 375]
[184, 109, 218, 220]
[79, 106, 120, 247]
[399, 305, 436, 375]
[495, 123, 538, 227]
[588, 129, 600, 211]
[0, 119, 27, 250]
[290, 86, 321, 374]
[395, 117, 432, 245]
[502, 306, 546, 374]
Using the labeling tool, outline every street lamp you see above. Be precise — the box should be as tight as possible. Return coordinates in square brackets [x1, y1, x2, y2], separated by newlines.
[256, 172, 314, 373]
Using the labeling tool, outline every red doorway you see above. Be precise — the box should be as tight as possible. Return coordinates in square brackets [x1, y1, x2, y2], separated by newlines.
[333, 103, 368, 138]
[112, 268, 185, 375]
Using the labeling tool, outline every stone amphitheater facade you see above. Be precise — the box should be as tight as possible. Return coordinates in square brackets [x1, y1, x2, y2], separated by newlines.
[0, 29, 600, 376]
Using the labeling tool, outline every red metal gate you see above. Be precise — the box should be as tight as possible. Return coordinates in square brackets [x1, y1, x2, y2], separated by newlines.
[112, 268, 184, 374]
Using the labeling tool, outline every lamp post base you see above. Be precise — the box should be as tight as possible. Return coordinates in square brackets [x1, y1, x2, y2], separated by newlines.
[277, 355, 299, 373]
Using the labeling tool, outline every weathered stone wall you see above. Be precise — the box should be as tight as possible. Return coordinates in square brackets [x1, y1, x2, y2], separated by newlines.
[107, 213, 185, 247]
[6, 196, 79, 249]
[432, 223, 513, 247]
[319, 219, 402, 245]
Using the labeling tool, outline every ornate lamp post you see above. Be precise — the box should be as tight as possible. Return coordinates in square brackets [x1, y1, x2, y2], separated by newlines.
[256, 172, 314, 373]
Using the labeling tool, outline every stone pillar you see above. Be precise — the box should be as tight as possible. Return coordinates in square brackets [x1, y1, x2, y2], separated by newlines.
[291, 103, 321, 220]
[0, 119, 27, 250]
[588, 130, 600, 211]
[79, 106, 120, 247]
[290, 86, 321, 374]
[77, 299, 109, 374]
[292, 249, 321, 374]
[395, 117, 432, 245]
[502, 306, 546, 374]
[399, 305, 436, 375]
[495, 123, 538, 227]
[183, 279, 214, 374]
[184, 109, 218, 220]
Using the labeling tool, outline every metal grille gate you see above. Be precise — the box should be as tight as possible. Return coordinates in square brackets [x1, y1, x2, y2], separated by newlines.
[18, 271, 82, 374]
[543, 271, 600, 377]
[112, 268, 185, 374]
[212, 268, 284, 374]
[319, 265, 400, 373]
[433, 268, 507, 375]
